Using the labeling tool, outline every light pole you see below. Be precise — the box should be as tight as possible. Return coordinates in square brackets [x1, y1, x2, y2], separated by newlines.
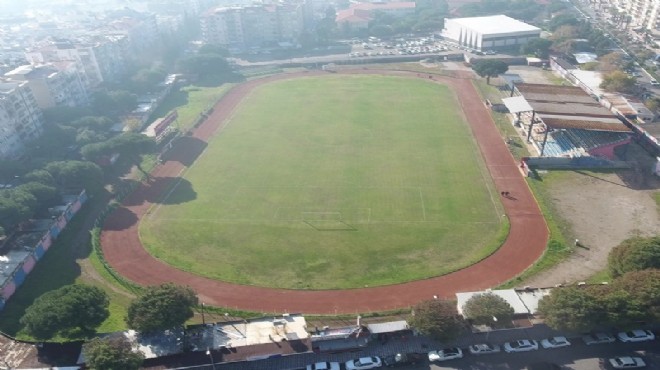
[486, 316, 498, 343]
[206, 348, 217, 370]
[201, 303, 206, 325]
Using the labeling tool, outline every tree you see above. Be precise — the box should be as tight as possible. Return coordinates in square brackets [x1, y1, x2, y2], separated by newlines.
[126, 283, 198, 333]
[520, 38, 552, 58]
[83, 336, 144, 370]
[471, 59, 509, 84]
[608, 236, 660, 277]
[15, 182, 59, 207]
[92, 90, 137, 117]
[177, 53, 232, 78]
[44, 160, 104, 193]
[409, 299, 464, 342]
[611, 269, 660, 322]
[462, 293, 515, 326]
[538, 286, 606, 332]
[598, 52, 631, 72]
[20, 285, 109, 339]
[600, 71, 637, 94]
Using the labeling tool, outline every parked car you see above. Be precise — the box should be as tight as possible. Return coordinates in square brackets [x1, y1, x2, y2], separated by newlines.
[650, 79, 660, 86]
[345, 356, 382, 370]
[468, 343, 501, 355]
[382, 352, 424, 367]
[306, 362, 340, 370]
[541, 336, 571, 349]
[428, 347, 463, 362]
[617, 329, 655, 342]
[503, 339, 539, 353]
[583, 332, 616, 345]
[609, 356, 646, 369]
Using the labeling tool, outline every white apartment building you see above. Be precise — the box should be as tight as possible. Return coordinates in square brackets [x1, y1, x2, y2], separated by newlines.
[4, 64, 89, 109]
[613, 0, 660, 30]
[0, 80, 43, 159]
[201, 3, 304, 50]
[25, 36, 128, 88]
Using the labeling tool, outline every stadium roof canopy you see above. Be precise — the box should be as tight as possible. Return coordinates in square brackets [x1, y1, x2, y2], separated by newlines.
[502, 96, 533, 113]
[447, 15, 540, 35]
[514, 83, 632, 133]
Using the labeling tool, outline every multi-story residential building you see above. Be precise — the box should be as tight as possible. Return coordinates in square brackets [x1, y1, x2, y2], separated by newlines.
[612, 0, 660, 30]
[201, 3, 304, 50]
[4, 64, 89, 109]
[25, 35, 128, 88]
[336, 2, 416, 30]
[0, 80, 43, 159]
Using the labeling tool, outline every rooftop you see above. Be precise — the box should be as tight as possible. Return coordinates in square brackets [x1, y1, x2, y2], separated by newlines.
[514, 83, 632, 133]
[447, 15, 540, 35]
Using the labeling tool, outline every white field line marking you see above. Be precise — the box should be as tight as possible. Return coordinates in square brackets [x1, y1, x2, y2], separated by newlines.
[155, 217, 499, 224]
[418, 187, 427, 221]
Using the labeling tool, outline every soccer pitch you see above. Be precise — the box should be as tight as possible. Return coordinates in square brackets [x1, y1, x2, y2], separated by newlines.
[139, 75, 505, 289]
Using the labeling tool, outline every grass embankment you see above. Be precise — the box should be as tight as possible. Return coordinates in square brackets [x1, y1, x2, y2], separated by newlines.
[471, 80, 574, 287]
[140, 75, 506, 290]
[0, 82, 235, 338]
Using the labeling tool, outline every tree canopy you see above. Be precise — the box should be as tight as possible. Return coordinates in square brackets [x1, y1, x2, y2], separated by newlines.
[126, 283, 198, 333]
[83, 336, 144, 370]
[20, 285, 109, 339]
[409, 299, 464, 341]
[471, 59, 509, 84]
[44, 160, 104, 193]
[538, 286, 606, 332]
[462, 293, 515, 326]
[611, 269, 660, 322]
[608, 236, 660, 277]
[600, 70, 637, 94]
[520, 38, 552, 58]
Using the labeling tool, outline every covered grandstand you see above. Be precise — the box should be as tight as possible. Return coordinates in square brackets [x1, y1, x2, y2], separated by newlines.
[503, 83, 632, 159]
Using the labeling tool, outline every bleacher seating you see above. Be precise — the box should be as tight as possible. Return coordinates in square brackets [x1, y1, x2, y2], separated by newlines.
[536, 129, 630, 157]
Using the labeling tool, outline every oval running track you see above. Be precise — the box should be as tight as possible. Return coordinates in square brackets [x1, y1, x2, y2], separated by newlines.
[101, 69, 548, 314]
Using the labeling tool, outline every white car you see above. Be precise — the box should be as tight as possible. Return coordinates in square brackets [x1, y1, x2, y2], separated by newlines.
[582, 332, 616, 345]
[306, 362, 340, 370]
[468, 343, 501, 355]
[345, 356, 382, 370]
[609, 356, 646, 369]
[541, 336, 571, 349]
[503, 339, 539, 353]
[428, 347, 463, 362]
[617, 329, 655, 342]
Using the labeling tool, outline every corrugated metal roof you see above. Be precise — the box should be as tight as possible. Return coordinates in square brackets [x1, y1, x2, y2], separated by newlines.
[515, 83, 630, 133]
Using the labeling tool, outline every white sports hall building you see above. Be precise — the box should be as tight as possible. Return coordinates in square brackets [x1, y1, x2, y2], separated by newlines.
[441, 15, 541, 51]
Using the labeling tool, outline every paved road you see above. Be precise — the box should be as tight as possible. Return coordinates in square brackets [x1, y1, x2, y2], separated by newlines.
[173, 324, 659, 370]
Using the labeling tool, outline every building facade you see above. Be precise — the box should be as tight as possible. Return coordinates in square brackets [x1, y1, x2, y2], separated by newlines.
[612, 0, 660, 30]
[0, 80, 43, 159]
[442, 15, 541, 50]
[4, 64, 89, 109]
[201, 3, 304, 50]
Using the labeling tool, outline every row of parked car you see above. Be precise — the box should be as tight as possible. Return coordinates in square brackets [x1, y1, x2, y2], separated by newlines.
[305, 329, 655, 370]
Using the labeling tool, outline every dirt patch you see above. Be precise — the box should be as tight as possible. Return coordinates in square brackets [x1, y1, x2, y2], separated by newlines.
[524, 160, 660, 287]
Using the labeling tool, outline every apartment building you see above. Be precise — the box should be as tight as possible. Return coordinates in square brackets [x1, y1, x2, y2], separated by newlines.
[25, 35, 128, 88]
[613, 0, 660, 30]
[4, 64, 89, 109]
[0, 80, 43, 159]
[201, 3, 304, 50]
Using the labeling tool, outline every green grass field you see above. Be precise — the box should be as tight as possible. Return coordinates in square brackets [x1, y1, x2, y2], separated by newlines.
[140, 75, 505, 289]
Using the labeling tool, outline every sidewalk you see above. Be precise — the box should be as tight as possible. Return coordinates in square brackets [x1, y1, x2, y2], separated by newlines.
[175, 324, 566, 370]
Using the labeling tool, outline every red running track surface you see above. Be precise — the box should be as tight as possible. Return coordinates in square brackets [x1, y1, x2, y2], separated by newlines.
[100, 70, 548, 314]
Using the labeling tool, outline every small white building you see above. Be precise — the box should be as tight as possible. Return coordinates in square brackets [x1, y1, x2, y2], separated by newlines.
[441, 15, 541, 51]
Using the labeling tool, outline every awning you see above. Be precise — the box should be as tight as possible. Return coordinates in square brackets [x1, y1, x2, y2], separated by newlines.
[366, 321, 409, 334]
[502, 96, 534, 113]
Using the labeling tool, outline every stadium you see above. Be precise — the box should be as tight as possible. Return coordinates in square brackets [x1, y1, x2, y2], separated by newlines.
[99, 70, 548, 314]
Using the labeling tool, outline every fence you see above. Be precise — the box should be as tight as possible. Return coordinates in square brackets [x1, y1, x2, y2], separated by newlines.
[0, 190, 88, 312]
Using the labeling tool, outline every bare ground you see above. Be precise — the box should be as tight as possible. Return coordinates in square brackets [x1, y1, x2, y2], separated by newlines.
[524, 146, 660, 287]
